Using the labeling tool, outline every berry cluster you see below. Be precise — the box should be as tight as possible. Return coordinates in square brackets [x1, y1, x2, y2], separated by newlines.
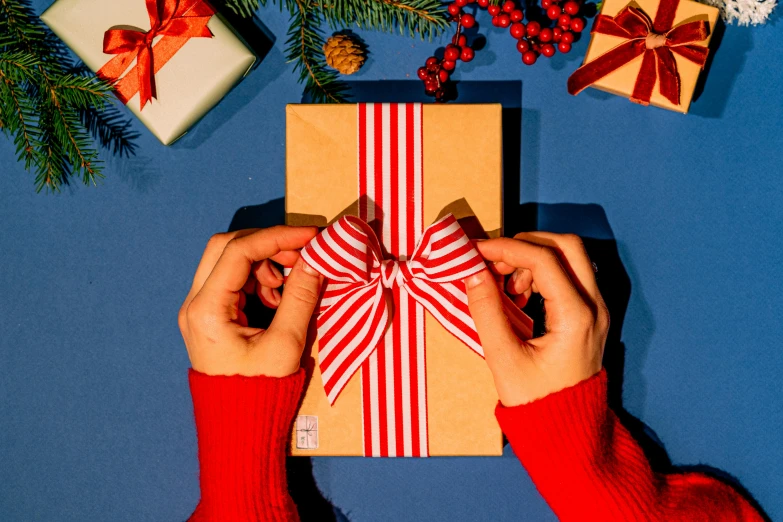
[417, 0, 588, 100]
[513, 0, 585, 64]
[417, 5, 476, 101]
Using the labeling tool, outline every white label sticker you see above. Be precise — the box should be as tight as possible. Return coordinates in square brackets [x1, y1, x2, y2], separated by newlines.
[296, 415, 318, 450]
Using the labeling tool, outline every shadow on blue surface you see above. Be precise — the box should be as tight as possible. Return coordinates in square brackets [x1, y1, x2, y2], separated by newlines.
[691, 18, 753, 119]
[175, 7, 282, 150]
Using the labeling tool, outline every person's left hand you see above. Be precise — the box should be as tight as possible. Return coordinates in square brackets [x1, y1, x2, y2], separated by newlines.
[178, 226, 323, 377]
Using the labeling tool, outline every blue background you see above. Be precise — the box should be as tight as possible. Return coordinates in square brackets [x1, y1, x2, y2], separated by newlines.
[1, 1, 781, 520]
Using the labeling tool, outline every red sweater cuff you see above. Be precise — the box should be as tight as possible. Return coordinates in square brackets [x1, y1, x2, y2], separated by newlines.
[188, 369, 305, 522]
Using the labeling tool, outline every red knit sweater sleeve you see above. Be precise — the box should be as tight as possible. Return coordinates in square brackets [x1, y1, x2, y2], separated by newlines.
[496, 369, 763, 522]
[187, 368, 305, 522]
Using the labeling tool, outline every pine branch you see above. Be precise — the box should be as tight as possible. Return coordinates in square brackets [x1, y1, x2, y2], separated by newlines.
[319, 0, 449, 40]
[53, 73, 112, 109]
[35, 103, 69, 192]
[285, 0, 349, 103]
[1, 0, 136, 192]
[44, 77, 102, 187]
[220, 0, 298, 18]
[0, 70, 40, 168]
[0, 0, 46, 54]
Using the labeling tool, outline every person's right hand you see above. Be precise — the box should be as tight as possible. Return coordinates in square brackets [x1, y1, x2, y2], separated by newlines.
[464, 233, 610, 407]
[178, 226, 323, 378]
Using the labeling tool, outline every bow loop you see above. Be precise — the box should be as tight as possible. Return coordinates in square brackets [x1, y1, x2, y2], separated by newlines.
[614, 6, 654, 37]
[666, 19, 711, 46]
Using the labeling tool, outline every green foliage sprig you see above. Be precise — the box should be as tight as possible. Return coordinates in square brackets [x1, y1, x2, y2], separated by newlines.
[0, 0, 137, 192]
[222, 0, 449, 103]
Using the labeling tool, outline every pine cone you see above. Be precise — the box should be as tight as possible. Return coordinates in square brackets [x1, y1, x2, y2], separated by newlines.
[323, 34, 366, 75]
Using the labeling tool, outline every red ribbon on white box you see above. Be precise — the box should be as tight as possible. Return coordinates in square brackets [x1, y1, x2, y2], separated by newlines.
[299, 103, 533, 457]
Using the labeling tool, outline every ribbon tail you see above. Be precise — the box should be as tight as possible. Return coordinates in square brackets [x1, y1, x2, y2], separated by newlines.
[318, 283, 391, 405]
[568, 40, 646, 96]
[136, 46, 155, 110]
[655, 47, 681, 106]
[630, 50, 658, 105]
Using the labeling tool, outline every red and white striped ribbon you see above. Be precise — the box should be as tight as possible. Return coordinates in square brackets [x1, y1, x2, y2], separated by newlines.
[299, 103, 533, 457]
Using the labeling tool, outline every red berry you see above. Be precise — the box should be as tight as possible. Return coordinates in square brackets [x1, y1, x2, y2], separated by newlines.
[452, 34, 467, 46]
[510, 22, 526, 38]
[539, 27, 553, 42]
[460, 13, 476, 27]
[438, 69, 450, 82]
[426, 56, 439, 68]
[477, 0, 490, 6]
[516, 39, 530, 53]
[570, 17, 585, 32]
[491, 15, 501, 26]
[424, 79, 438, 93]
[526, 20, 540, 37]
[558, 14, 572, 28]
[460, 46, 475, 62]
[553, 27, 563, 41]
[435, 88, 446, 99]
[444, 45, 461, 61]
[564, 0, 580, 14]
[558, 41, 572, 53]
[417, 67, 429, 80]
[488, 4, 501, 15]
[456, 0, 469, 6]
[541, 43, 556, 57]
[442, 59, 457, 70]
[497, 13, 511, 27]
[547, 5, 561, 19]
[522, 50, 538, 65]
[502, 0, 516, 12]
[542, 0, 553, 7]
[561, 30, 574, 44]
[448, 3, 461, 16]
[510, 9, 524, 22]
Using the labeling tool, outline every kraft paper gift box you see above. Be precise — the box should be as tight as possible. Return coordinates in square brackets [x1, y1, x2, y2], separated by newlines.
[286, 103, 520, 457]
[41, 0, 256, 145]
[567, 0, 719, 113]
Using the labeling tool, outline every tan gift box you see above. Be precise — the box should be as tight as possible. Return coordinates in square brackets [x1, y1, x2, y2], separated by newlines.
[578, 0, 718, 113]
[286, 104, 505, 456]
[41, 0, 256, 145]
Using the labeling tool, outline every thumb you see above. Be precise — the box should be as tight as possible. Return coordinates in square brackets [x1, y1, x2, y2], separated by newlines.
[266, 257, 323, 350]
[464, 269, 518, 350]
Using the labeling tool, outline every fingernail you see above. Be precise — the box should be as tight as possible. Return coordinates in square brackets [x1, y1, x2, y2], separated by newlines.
[271, 263, 284, 281]
[465, 272, 484, 289]
[511, 270, 519, 283]
[301, 260, 320, 276]
[272, 288, 282, 306]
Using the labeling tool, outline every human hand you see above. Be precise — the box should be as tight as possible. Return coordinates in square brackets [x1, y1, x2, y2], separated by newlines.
[464, 233, 609, 406]
[178, 226, 323, 377]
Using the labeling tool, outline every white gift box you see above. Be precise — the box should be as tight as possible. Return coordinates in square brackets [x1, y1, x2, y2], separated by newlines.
[41, 0, 256, 145]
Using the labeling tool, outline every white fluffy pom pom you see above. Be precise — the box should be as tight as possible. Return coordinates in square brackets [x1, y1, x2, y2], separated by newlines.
[701, 0, 777, 25]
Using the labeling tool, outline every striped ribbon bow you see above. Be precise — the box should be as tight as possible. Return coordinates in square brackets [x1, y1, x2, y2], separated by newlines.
[301, 213, 486, 405]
